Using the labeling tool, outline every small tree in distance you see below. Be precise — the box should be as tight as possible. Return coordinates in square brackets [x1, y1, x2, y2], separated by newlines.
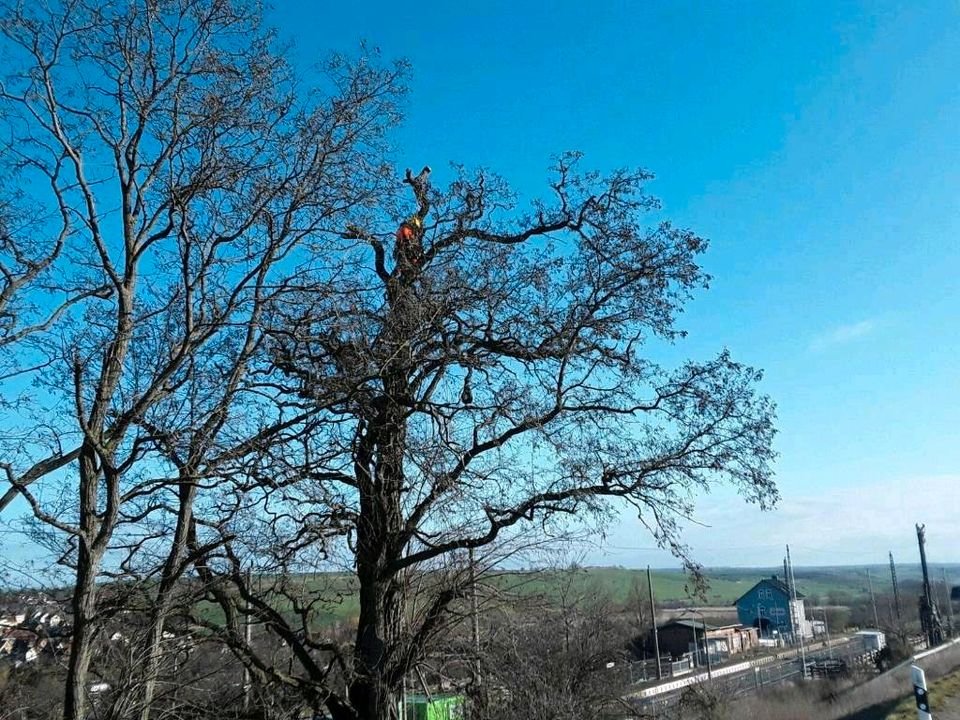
[477, 578, 633, 720]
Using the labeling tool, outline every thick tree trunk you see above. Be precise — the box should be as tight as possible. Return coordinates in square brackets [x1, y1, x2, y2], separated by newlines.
[64, 450, 105, 720]
[351, 455, 406, 720]
[351, 574, 403, 720]
[64, 539, 103, 720]
[350, 367, 408, 720]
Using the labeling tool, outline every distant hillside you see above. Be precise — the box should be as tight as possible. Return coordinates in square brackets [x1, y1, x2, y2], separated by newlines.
[14, 563, 959, 628]
[520, 563, 960, 606]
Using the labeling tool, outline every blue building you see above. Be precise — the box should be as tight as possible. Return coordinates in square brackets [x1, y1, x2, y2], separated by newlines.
[734, 575, 811, 641]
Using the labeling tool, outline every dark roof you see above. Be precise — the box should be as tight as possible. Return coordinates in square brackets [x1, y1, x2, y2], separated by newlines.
[733, 576, 805, 606]
[657, 619, 716, 632]
[1, 628, 39, 641]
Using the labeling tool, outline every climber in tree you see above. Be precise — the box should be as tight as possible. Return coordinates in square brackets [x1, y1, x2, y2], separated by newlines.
[394, 214, 424, 274]
[393, 165, 431, 279]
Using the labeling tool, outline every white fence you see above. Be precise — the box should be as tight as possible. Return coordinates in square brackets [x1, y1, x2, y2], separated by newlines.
[632, 661, 753, 699]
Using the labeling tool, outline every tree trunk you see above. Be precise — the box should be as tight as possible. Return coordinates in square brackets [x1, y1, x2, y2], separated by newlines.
[64, 448, 111, 720]
[135, 594, 178, 720]
[351, 451, 405, 720]
[64, 538, 103, 720]
[137, 603, 174, 720]
[351, 573, 403, 720]
[350, 364, 408, 720]
[137, 482, 196, 720]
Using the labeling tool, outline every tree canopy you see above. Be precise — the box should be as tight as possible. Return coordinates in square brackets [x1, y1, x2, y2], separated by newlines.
[0, 1, 776, 719]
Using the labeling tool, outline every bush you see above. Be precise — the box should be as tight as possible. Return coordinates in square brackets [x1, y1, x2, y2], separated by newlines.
[875, 636, 912, 672]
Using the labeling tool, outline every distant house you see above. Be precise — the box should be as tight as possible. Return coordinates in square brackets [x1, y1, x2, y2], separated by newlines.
[0, 600, 70, 668]
[645, 619, 709, 660]
[0, 627, 46, 667]
[734, 575, 811, 641]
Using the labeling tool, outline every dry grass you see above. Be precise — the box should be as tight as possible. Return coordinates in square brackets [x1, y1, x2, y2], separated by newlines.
[829, 642, 960, 719]
[882, 665, 960, 719]
[671, 642, 960, 720]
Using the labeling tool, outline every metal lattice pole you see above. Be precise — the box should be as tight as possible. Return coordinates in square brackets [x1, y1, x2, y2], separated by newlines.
[891, 551, 905, 637]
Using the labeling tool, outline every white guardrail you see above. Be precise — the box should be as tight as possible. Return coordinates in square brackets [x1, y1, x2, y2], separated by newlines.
[632, 661, 753, 699]
[913, 636, 960, 662]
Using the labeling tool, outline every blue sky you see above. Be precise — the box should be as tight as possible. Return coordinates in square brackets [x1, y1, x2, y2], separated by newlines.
[2, 2, 957, 574]
[270, 1, 960, 567]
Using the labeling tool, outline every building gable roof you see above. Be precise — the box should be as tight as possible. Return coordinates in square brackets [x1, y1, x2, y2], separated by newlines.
[657, 618, 716, 631]
[733, 576, 804, 606]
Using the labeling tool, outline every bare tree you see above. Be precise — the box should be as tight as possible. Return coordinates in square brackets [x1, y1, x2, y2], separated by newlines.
[1, 4, 777, 720]
[0, 2, 406, 719]
[0, 104, 110, 513]
[192, 154, 777, 720]
[628, 574, 650, 634]
[477, 583, 632, 720]
[0, 163, 107, 389]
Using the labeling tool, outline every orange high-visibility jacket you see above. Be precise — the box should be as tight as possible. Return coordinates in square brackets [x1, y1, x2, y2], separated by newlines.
[396, 222, 422, 266]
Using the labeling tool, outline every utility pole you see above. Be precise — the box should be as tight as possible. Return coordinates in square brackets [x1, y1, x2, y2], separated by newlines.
[243, 570, 252, 711]
[942, 568, 955, 637]
[469, 548, 482, 689]
[867, 569, 880, 630]
[647, 566, 662, 680]
[786, 545, 807, 678]
[917, 524, 944, 647]
[891, 551, 905, 638]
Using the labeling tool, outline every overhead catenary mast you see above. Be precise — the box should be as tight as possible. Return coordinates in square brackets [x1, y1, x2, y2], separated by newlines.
[866, 569, 880, 630]
[889, 551, 904, 637]
[786, 545, 807, 677]
[916, 524, 944, 647]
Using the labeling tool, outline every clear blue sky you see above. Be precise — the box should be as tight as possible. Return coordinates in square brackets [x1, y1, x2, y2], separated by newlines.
[270, 1, 960, 567]
[3, 2, 956, 575]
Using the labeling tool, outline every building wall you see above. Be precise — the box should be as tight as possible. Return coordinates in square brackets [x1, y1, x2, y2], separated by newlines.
[789, 599, 813, 639]
[706, 625, 759, 655]
[654, 624, 698, 659]
[652, 623, 760, 660]
[736, 580, 796, 638]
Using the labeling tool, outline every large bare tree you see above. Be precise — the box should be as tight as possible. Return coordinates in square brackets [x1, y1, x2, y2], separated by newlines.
[192, 156, 777, 720]
[0, 3, 776, 720]
[0, 1, 405, 719]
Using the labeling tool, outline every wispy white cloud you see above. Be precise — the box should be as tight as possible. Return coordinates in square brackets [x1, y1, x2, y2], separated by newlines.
[590, 474, 960, 567]
[809, 318, 878, 352]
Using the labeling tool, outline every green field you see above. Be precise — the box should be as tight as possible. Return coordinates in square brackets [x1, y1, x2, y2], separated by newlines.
[190, 562, 959, 628]
[508, 565, 888, 606]
[0, 563, 923, 633]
